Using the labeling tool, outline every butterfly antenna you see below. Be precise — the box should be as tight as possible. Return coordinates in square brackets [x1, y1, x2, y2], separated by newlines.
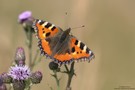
[64, 12, 69, 28]
[64, 12, 85, 30]
[71, 25, 85, 30]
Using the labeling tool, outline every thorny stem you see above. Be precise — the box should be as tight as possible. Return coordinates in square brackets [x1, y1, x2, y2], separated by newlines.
[65, 61, 75, 90]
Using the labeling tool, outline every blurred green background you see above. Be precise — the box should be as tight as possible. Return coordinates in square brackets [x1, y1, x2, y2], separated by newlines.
[0, 0, 135, 90]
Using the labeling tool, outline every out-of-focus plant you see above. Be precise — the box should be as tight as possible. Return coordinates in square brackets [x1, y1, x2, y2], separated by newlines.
[18, 11, 42, 70]
[0, 47, 42, 90]
[49, 61, 75, 90]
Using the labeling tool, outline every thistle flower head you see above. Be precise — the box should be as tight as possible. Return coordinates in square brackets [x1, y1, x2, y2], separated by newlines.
[8, 65, 31, 80]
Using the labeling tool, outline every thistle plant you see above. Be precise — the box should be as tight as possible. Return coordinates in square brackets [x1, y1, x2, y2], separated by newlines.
[18, 11, 39, 70]
[0, 47, 42, 90]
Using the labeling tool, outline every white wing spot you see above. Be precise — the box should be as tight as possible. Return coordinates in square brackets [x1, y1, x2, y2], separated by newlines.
[83, 45, 87, 52]
[77, 41, 81, 47]
[72, 52, 77, 55]
[89, 50, 92, 54]
[37, 20, 41, 23]
[42, 22, 48, 27]
[48, 24, 55, 30]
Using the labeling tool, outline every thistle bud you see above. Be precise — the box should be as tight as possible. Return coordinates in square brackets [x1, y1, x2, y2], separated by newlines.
[1, 73, 12, 84]
[14, 47, 25, 66]
[13, 80, 25, 90]
[30, 71, 42, 84]
[0, 76, 3, 86]
[0, 84, 7, 90]
[49, 61, 59, 70]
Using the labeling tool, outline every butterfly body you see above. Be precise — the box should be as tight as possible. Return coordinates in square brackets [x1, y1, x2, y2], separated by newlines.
[33, 19, 95, 64]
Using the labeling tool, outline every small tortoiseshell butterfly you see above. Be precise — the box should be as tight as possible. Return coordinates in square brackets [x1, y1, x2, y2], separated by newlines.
[33, 19, 95, 64]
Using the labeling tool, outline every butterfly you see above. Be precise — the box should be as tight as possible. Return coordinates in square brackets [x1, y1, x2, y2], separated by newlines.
[33, 19, 95, 65]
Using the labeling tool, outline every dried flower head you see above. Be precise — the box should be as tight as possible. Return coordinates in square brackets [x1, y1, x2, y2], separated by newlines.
[8, 65, 30, 80]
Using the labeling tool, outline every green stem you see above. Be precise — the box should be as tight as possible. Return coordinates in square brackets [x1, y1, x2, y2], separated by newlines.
[64, 65, 69, 72]
[65, 62, 75, 90]
[9, 84, 12, 90]
[31, 49, 40, 70]
[31, 56, 42, 70]
[27, 27, 33, 70]
[53, 70, 60, 90]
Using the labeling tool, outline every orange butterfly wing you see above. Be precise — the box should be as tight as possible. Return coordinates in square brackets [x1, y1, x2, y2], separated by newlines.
[53, 36, 95, 64]
[33, 19, 61, 56]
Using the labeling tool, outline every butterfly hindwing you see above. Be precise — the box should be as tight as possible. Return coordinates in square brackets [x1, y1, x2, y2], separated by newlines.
[53, 35, 95, 64]
[70, 37, 94, 61]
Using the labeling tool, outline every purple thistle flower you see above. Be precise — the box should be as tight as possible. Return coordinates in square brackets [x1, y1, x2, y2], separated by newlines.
[18, 11, 32, 23]
[18, 11, 35, 32]
[8, 65, 31, 80]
